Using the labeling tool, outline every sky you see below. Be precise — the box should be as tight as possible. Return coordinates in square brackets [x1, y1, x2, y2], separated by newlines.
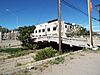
[0, 0, 100, 32]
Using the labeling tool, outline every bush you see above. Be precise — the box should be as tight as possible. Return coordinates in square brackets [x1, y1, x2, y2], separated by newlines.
[15, 63, 22, 67]
[0, 48, 33, 57]
[33, 44, 39, 49]
[97, 48, 100, 51]
[23, 43, 39, 50]
[82, 48, 92, 51]
[0, 48, 22, 54]
[34, 47, 57, 61]
[11, 50, 30, 57]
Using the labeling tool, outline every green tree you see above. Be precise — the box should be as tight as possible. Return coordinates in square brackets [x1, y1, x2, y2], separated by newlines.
[0, 26, 9, 39]
[17, 25, 37, 49]
[0, 26, 9, 33]
[75, 27, 89, 36]
[70, 26, 89, 36]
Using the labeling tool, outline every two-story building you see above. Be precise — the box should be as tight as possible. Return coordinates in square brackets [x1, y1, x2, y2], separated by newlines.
[2, 30, 19, 40]
[31, 19, 82, 38]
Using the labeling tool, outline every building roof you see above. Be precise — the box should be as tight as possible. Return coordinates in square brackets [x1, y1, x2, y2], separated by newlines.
[48, 19, 58, 23]
[65, 22, 72, 25]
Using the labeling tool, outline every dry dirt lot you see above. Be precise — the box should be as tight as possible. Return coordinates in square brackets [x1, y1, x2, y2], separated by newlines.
[0, 51, 100, 75]
[38, 51, 100, 75]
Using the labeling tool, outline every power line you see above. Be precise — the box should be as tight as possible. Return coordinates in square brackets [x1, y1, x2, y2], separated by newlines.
[61, 0, 99, 21]
[62, 0, 88, 16]
[97, 0, 100, 2]
[0, 3, 39, 18]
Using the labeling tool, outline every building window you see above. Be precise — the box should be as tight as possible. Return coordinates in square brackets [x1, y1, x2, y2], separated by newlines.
[39, 29, 41, 33]
[47, 28, 50, 32]
[42, 29, 45, 32]
[70, 26, 72, 29]
[53, 27, 56, 31]
[65, 25, 67, 28]
[35, 30, 37, 33]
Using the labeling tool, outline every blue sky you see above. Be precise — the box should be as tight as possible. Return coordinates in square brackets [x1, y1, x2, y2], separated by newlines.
[0, 0, 100, 31]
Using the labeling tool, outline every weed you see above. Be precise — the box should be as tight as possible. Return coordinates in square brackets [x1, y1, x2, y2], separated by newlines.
[97, 48, 100, 51]
[15, 63, 22, 67]
[69, 52, 74, 55]
[82, 48, 92, 51]
[79, 53, 85, 56]
[0, 48, 34, 58]
[70, 57, 74, 60]
[49, 57, 65, 65]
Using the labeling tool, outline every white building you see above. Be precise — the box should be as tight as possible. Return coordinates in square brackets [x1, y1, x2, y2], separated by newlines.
[2, 30, 19, 40]
[31, 19, 81, 38]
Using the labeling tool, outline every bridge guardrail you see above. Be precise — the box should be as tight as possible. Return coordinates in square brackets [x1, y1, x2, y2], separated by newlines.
[37, 36, 87, 42]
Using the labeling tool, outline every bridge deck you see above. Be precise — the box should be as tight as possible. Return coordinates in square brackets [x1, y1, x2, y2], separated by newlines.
[32, 36, 100, 48]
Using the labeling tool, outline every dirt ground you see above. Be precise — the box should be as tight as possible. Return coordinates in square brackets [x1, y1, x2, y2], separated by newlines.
[1, 51, 100, 75]
[38, 51, 100, 75]
[27, 51, 100, 75]
[0, 53, 35, 74]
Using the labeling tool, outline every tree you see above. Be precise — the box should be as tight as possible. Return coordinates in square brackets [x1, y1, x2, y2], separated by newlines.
[17, 25, 37, 49]
[0, 26, 9, 33]
[74, 27, 89, 36]
[65, 25, 89, 37]
[78, 27, 89, 36]
[0, 26, 9, 39]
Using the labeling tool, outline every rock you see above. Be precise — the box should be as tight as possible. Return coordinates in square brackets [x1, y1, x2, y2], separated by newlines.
[92, 47, 99, 51]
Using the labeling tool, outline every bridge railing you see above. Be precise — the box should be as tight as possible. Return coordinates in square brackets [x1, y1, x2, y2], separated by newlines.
[35, 36, 87, 42]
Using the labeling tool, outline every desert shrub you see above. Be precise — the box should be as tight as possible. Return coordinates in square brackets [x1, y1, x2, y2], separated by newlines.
[34, 47, 57, 61]
[0, 48, 22, 54]
[82, 48, 92, 51]
[97, 48, 100, 51]
[15, 63, 22, 67]
[0, 48, 33, 57]
[11, 50, 30, 57]
[21, 47, 29, 50]
[33, 44, 39, 49]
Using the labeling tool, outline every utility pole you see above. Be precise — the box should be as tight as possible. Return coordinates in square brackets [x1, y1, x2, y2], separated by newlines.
[96, 4, 100, 31]
[87, 0, 93, 47]
[58, 0, 62, 53]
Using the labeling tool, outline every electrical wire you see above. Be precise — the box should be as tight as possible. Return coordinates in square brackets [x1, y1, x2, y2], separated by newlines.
[61, 0, 99, 21]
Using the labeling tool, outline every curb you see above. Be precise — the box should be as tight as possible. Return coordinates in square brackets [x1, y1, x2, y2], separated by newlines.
[26, 50, 82, 69]
[2, 50, 82, 74]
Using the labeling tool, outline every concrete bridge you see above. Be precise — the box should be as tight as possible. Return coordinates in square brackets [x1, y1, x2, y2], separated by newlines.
[32, 36, 100, 48]
[32, 36, 91, 48]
